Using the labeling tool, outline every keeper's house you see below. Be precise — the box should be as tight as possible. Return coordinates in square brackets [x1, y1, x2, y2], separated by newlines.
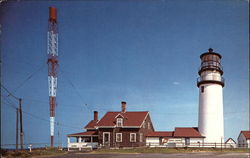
[238, 131, 250, 148]
[67, 101, 208, 150]
[67, 102, 154, 150]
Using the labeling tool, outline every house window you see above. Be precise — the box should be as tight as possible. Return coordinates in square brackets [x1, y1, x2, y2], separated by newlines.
[116, 133, 122, 142]
[130, 133, 136, 142]
[201, 86, 204, 93]
[148, 122, 150, 129]
[117, 118, 123, 127]
[185, 138, 190, 145]
[139, 133, 143, 142]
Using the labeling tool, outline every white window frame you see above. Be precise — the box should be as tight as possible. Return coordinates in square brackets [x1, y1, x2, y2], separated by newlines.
[117, 118, 123, 127]
[130, 133, 136, 142]
[139, 133, 143, 142]
[116, 133, 122, 142]
[148, 122, 150, 129]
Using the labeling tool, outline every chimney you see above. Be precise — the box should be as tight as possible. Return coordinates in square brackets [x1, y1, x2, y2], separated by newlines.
[121, 101, 126, 113]
[94, 111, 98, 121]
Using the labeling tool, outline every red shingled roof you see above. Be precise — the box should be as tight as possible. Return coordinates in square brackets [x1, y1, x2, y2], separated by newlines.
[146, 131, 174, 137]
[174, 127, 204, 138]
[241, 131, 250, 139]
[67, 131, 98, 136]
[84, 120, 98, 129]
[96, 111, 148, 127]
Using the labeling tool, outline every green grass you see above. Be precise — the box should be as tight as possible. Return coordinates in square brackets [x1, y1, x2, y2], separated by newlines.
[1, 147, 249, 157]
[0, 148, 67, 158]
[93, 147, 250, 154]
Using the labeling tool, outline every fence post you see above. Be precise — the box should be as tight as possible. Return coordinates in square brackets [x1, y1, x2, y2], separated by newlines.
[220, 138, 222, 151]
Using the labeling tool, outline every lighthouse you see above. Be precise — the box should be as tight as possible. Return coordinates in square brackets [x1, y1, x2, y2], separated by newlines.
[197, 48, 225, 143]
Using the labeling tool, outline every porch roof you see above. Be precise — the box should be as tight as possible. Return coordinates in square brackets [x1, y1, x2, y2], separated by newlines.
[67, 131, 98, 137]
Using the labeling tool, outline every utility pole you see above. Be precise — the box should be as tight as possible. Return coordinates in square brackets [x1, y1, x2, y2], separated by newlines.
[19, 98, 24, 150]
[0, 85, 24, 150]
[57, 121, 59, 148]
[16, 108, 19, 152]
[58, 130, 59, 148]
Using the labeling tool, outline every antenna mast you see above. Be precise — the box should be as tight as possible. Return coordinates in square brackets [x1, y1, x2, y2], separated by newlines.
[47, 7, 58, 147]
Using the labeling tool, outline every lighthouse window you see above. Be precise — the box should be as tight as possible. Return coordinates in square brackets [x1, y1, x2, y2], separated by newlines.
[201, 86, 204, 93]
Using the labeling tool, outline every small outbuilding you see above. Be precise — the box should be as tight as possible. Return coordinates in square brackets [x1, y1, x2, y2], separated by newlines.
[146, 127, 205, 147]
[146, 131, 173, 147]
[225, 138, 236, 148]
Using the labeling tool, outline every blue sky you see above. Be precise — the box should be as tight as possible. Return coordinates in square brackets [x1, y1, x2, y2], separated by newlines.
[1, 0, 249, 147]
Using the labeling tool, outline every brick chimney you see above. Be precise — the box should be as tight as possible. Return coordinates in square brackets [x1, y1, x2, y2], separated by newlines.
[121, 101, 126, 113]
[94, 111, 98, 121]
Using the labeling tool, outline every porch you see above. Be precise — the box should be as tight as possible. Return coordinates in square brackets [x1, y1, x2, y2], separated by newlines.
[67, 131, 99, 151]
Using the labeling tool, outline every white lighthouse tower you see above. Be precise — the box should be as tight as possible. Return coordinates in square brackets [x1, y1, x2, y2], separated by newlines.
[197, 48, 225, 143]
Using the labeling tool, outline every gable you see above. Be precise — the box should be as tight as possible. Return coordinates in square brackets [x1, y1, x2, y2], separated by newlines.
[242, 131, 250, 139]
[115, 113, 124, 118]
[225, 138, 236, 144]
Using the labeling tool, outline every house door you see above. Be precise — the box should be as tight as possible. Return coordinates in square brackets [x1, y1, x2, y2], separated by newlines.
[103, 132, 110, 146]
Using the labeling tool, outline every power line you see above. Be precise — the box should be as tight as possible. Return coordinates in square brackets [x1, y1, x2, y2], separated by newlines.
[2, 100, 17, 109]
[60, 69, 94, 112]
[3, 94, 247, 116]
[1, 84, 19, 100]
[1, 65, 44, 100]
[11, 63, 45, 94]
[2, 100, 80, 130]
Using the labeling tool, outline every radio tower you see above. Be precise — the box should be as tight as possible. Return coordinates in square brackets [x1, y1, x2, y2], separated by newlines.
[47, 7, 58, 147]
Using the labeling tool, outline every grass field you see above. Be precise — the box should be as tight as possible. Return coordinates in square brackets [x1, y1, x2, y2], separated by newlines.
[93, 147, 250, 154]
[1, 147, 249, 157]
[0, 148, 67, 158]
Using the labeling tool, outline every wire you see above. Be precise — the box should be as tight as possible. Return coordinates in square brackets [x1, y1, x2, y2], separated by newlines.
[2, 100, 17, 109]
[60, 69, 94, 112]
[2, 100, 80, 130]
[11, 63, 45, 94]
[1, 84, 19, 100]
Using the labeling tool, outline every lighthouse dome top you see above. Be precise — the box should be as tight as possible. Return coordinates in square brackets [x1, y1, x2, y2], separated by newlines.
[200, 48, 222, 59]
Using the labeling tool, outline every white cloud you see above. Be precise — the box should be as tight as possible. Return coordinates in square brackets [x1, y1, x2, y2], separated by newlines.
[173, 81, 180, 85]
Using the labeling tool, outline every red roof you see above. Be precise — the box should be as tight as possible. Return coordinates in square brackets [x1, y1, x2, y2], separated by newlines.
[67, 131, 98, 136]
[241, 131, 250, 139]
[96, 111, 148, 127]
[146, 131, 174, 137]
[173, 127, 204, 138]
[84, 120, 98, 129]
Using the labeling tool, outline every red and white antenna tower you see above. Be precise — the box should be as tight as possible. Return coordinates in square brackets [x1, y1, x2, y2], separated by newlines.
[47, 7, 58, 147]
